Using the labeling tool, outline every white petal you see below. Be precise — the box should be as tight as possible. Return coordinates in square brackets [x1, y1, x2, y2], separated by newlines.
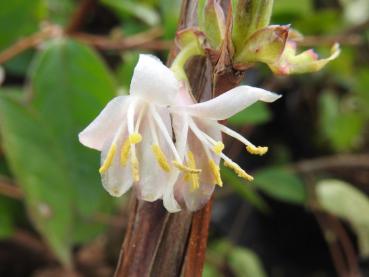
[175, 120, 221, 211]
[101, 137, 133, 197]
[79, 96, 129, 150]
[171, 86, 281, 120]
[130, 54, 179, 105]
[136, 110, 172, 202]
[163, 172, 182, 212]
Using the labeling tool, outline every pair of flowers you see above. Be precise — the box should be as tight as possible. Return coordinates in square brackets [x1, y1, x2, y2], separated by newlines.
[79, 54, 280, 212]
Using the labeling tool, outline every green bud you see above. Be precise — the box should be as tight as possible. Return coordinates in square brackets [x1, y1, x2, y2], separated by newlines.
[234, 25, 289, 68]
[198, 0, 226, 49]
[231, 0, 274, 54]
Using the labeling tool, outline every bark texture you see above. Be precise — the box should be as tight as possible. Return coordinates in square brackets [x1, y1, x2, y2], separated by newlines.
[114, 1, 244, 276]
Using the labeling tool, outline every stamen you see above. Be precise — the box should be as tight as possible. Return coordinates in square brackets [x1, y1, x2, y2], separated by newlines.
[131, 155, 140, 182]
[152, 144, 171, 172]
[212, 141, 224, 155]
[151, 106, 182, 161]
[187, 151, 200, 191]
[120, 139, 131, 166]
[209, 159, 223, 187]
[224, 160, 254, 181]
[99, 143, 117, 174]
[129, 133, 142, 144]
[173, 160, 201, 174]
[246, 145, 268, 156]
[120, 133, 142, 166]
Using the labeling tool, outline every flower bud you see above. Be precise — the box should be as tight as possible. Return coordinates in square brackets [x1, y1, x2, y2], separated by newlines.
[198, 0, 226, 49]
[234, 25, 289, 68]
[231, 0, 274, 54]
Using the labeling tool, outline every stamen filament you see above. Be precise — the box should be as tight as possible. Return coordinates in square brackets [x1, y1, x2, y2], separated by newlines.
[209, 159, 223, 187]
[151, 106, 181, 161]
[99, 143, 117, 174]
[219, 124, 268, 156]
[152, 144, 171, 172]
[187, 151, 200, 191]
[221, 153, 254, 182]
[173, 161, 201, 174]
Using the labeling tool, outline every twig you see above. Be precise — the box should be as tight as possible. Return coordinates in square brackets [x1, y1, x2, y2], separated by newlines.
[0, 26, 171, 65]
[294, 154, 369, 173]
[65, 0, 97, 34]
[0, 178, 23, 199]
[71, 28, 172, 51]
[0, 25, 61, 65]
[300, 34, 363, 47]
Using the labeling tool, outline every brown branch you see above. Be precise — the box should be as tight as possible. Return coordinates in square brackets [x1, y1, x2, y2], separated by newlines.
[65, 0, 97, 34]
[294, 154, 369, 173]
[71, 28, 172, 51]
[300, 34, 363, 47]
[0, 25, 61, 65]
[0, 178, 23, 199]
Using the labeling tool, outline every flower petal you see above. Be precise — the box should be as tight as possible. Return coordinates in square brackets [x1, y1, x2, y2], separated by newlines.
[79, 96, 129, 150]
[174, 119, 221, 211]
[130, 54, 179, 105]
[171, 86, 280, 120]
[163, 172, 182, 212]
[269, 42, 340, 75]
[136, 109, 172, 202]
[101, 137, 133, 197]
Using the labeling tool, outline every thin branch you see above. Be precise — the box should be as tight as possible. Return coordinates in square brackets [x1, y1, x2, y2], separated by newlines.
[0, 27, 171, 65]
[0, 178, 23, 199]
[294, 154, 369, 173]
[65, 0, 97, 34]
[300, 34, 363, 47]
[0, 25, 61, 65]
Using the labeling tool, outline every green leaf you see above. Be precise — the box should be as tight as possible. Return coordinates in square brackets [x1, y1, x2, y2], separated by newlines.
[221, 166, 269, 212]
[319, 92, 365, 151]
[253, 167, 307, 204]
[159, 0, 181, 39]
[0, 196, 20, 239]
[101, 0, 160, 26]
[202, 263, 221, 277]
[46, 0, 76, 25]
[316, 179, 369, 257]
[0, 39, 117, 265]
[0, 0, 46, 50]
[228, 101, 272, 126]
[228, 247, 267, 277]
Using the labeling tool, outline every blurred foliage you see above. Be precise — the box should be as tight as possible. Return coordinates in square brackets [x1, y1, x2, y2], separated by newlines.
[0, 0, 368, 276]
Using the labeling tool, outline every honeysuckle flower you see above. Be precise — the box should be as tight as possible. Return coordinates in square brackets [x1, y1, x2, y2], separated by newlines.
[163, 83, 281, 212]
[79, 54, 188, 201]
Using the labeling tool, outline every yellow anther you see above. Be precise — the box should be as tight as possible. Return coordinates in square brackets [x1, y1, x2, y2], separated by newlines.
[246, 145, 268, 156]
[151, 144, 171, 172]
[120, 133, 143, 166]
[120, 139, 131, 166]
[209, 159, 223, 187]
[99, 143, 117, 174]
[224, 161, 254, 182]
[131, 155, 140, 182]
[129, 133, 142, 144]
[212, 141, 225, 155]
[187, 151, 200, 191]
[173, 161, 201, 174]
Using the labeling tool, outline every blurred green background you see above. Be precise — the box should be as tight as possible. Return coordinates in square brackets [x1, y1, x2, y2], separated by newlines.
[0, 0, 368, 276]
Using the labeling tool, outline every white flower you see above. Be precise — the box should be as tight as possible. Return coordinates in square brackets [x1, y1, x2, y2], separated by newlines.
[79, 54, 184, 201]
[164, 83, 281, 212]
[79, 53, 281, 213]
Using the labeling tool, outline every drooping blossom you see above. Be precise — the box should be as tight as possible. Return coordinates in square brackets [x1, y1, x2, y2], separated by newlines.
[162, 83, 281, 212]
[79, 54, 191, 202]
[79, 54, 281, 212]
